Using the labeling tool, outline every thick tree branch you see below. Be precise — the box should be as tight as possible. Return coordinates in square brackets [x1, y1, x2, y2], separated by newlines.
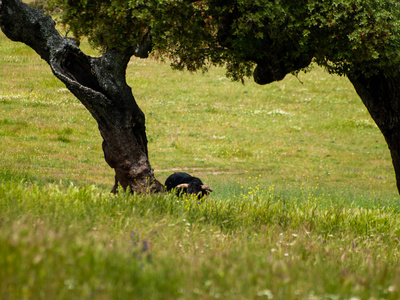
[0, 0, 65, 63]
[0, 0, 164, 193]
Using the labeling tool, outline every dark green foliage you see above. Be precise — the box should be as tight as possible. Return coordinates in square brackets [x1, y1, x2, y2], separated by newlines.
[305, 0, 400, 76]
[47, 0, 152, 49]
[47, 0, 400, 80]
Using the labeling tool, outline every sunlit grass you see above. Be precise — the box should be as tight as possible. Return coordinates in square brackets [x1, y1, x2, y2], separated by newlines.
[0, 28, 396, 197]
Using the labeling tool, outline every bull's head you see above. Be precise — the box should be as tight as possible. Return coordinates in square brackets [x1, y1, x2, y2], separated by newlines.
[176, 182, 213, 198]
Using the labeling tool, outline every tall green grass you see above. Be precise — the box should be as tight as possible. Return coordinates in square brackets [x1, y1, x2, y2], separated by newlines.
[1, 183, 400, 299]
[1, 28, 400, 299]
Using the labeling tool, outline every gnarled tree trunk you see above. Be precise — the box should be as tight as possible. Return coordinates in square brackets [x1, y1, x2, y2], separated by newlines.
[0, 0, 164, 193]
[348, 70, 400, 194]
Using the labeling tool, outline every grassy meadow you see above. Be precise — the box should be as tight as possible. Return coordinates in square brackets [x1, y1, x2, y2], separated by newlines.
[1, 23, 400, 300]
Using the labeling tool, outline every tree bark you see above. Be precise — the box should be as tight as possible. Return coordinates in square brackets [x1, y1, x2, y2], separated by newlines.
[0, 0, 164, 193]
[348, 70, 400, 194]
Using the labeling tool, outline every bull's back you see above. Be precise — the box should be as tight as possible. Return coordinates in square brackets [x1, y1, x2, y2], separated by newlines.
[165, 172, 193, 191]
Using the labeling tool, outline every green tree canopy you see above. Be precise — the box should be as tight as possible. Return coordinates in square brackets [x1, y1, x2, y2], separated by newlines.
[49, 0, 400, 81]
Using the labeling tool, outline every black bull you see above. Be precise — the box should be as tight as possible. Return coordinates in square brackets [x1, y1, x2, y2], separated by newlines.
[165, 172, 213, 198]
